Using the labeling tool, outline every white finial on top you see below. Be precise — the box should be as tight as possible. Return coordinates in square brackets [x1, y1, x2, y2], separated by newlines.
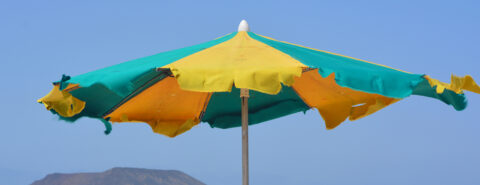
[238, 20, 250, 32]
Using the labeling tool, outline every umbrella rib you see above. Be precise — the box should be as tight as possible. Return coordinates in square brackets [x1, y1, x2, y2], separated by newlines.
[302, 67, 316, 73]
[198, 92, 213, 122]
[101, 69, 172, 118]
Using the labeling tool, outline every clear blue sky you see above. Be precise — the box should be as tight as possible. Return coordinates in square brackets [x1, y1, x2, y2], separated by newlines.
[1, 0, 479, 185]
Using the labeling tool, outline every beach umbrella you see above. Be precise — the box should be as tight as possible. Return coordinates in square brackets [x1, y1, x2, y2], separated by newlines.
[38, 20, 480, 185]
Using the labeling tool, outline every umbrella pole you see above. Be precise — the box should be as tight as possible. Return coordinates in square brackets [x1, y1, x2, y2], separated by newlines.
[240, 88, 249, 185]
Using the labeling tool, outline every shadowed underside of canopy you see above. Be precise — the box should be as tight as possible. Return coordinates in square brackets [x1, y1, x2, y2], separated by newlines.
[38, 30, 480, 137]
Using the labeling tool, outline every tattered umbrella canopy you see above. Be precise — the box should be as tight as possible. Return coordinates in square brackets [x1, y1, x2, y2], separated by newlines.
[38, 21, 480, 137]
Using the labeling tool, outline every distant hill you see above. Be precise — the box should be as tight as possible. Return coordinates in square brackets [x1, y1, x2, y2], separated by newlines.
[31, 167, 206, 185]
